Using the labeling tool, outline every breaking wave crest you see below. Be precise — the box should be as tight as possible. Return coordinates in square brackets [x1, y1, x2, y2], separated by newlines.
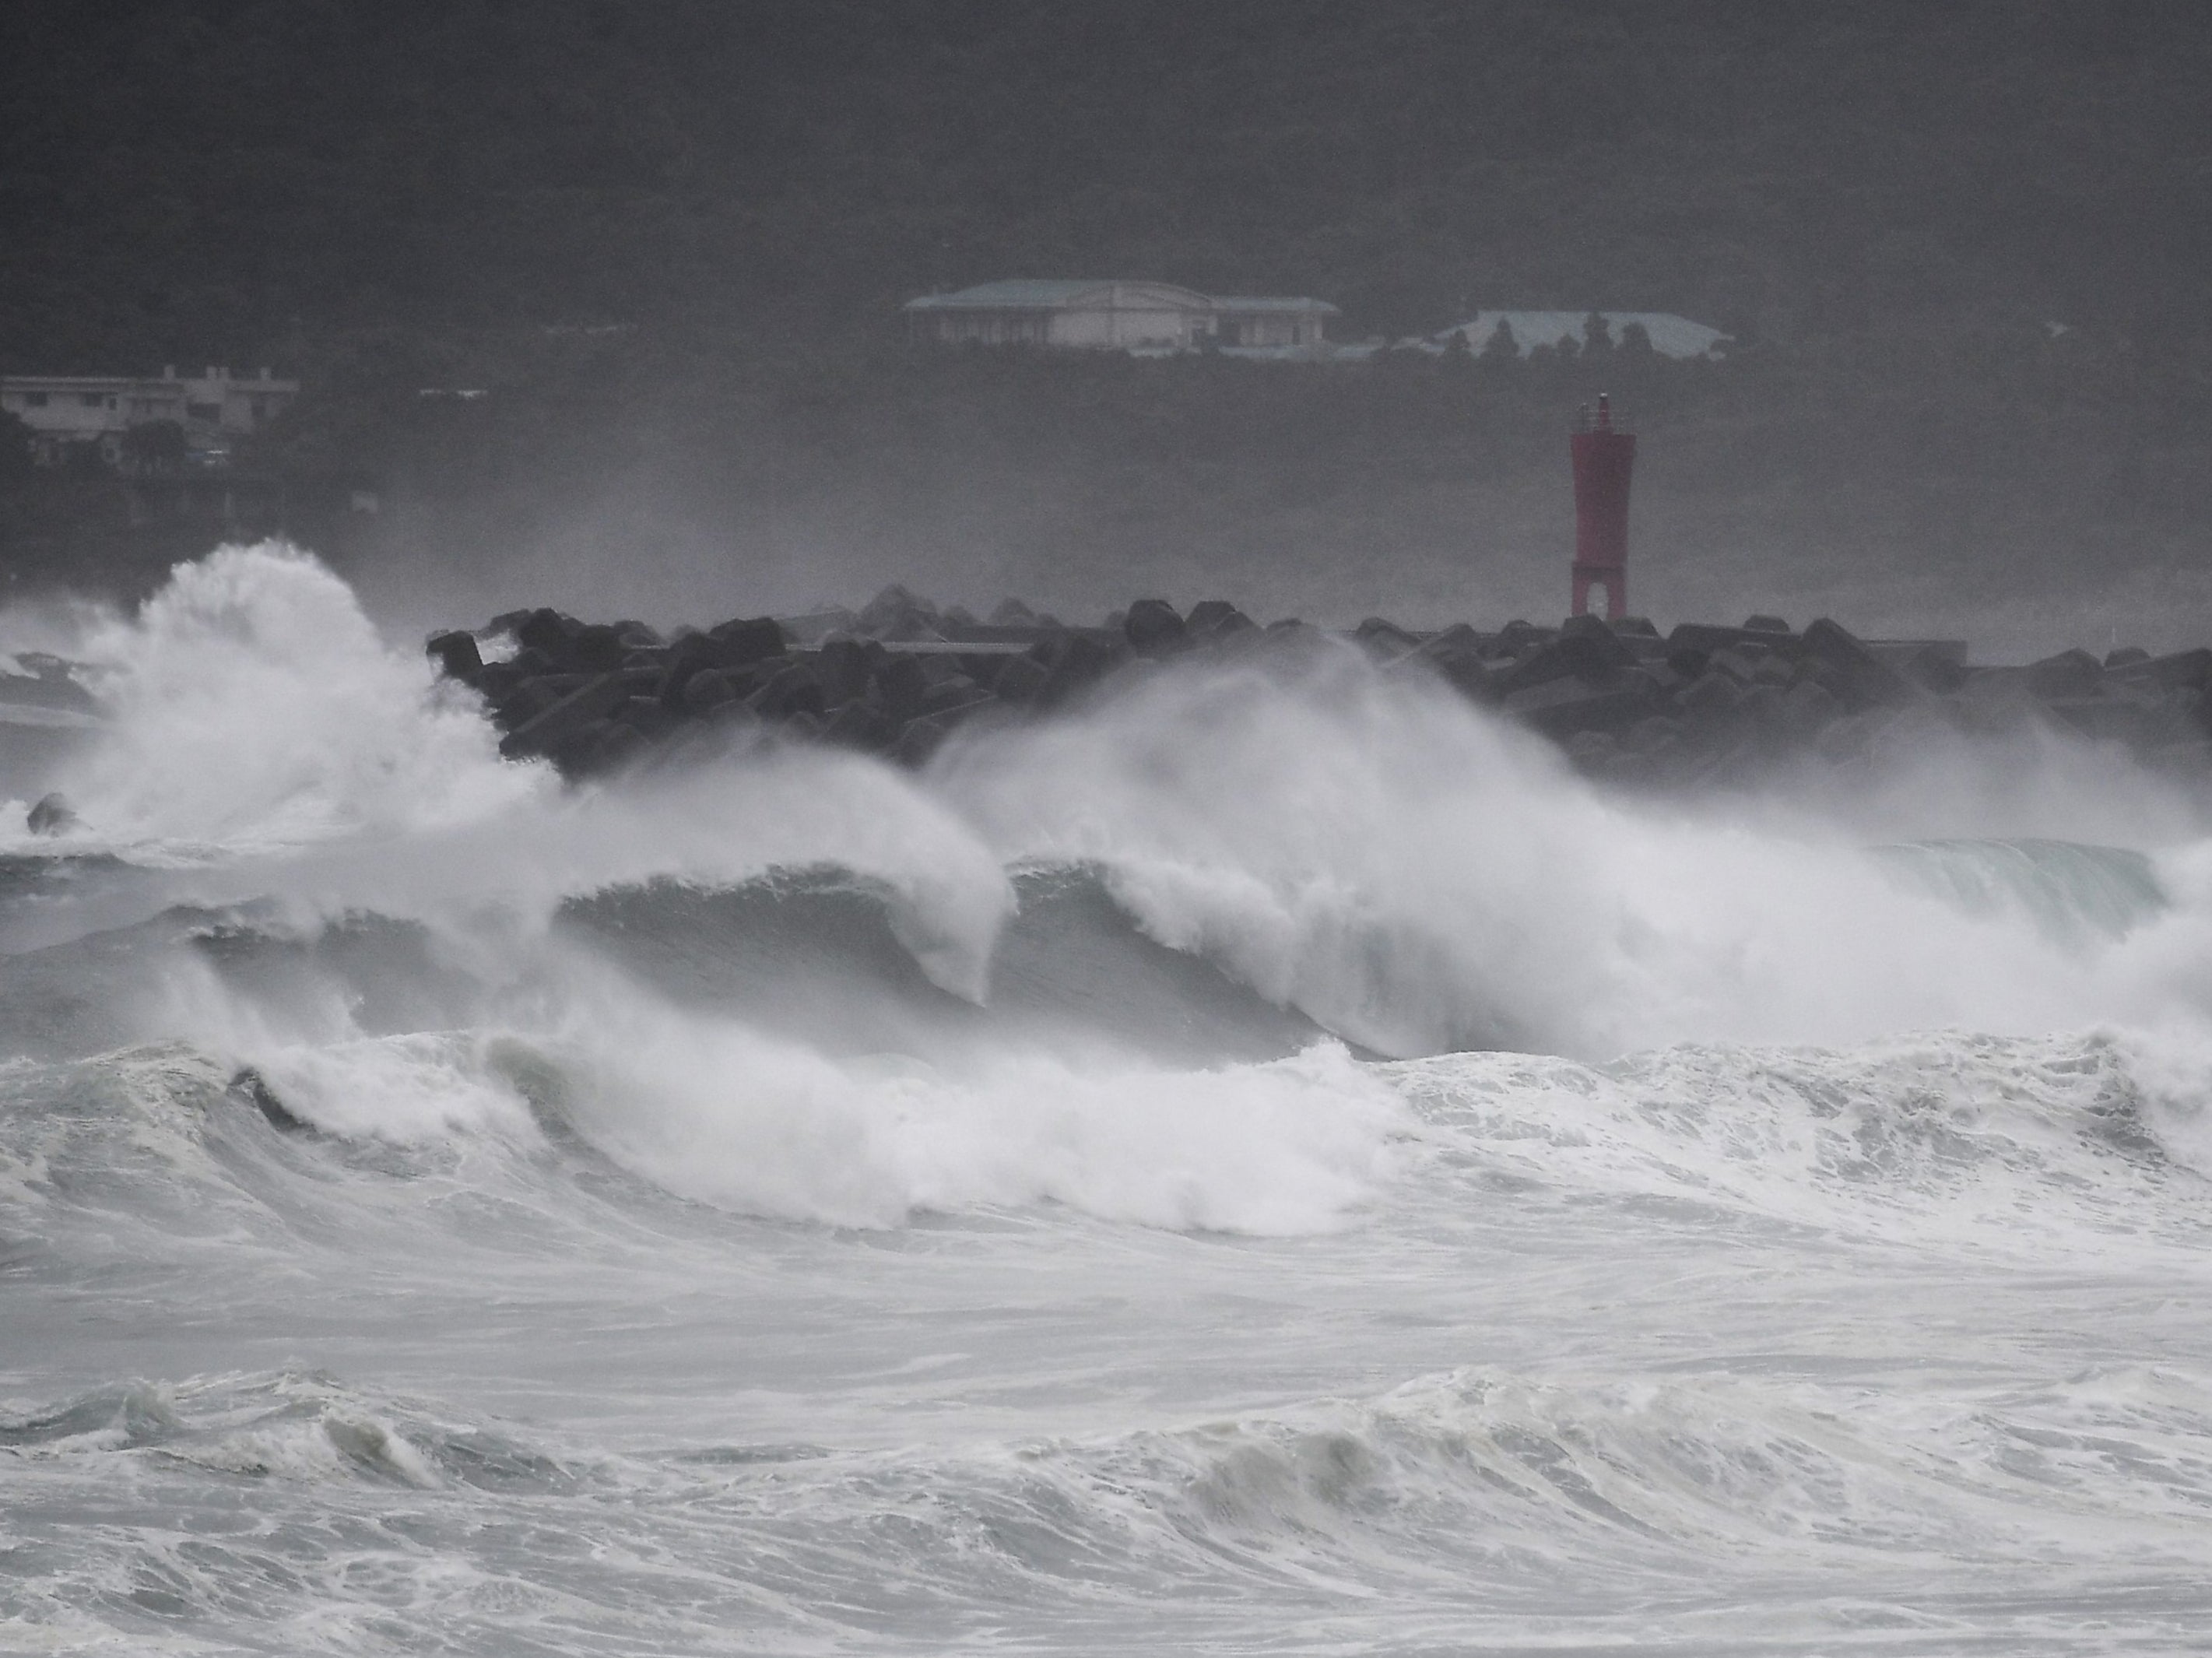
[12, 546, 2212, 1652]
[3, 543, 2212, 1238]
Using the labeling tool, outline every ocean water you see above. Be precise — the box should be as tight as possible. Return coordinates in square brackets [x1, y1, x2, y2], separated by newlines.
[5, 543, 2212, 1654]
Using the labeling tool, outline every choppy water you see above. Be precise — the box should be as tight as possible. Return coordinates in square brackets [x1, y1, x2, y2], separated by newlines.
[6, 543, 2212, 1653]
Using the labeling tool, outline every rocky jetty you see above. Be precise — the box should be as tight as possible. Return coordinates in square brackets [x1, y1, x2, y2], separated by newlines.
[427, 588, 2212, 789]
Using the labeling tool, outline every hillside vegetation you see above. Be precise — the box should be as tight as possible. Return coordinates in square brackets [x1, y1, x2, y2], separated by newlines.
[2, 1, 2209, 650]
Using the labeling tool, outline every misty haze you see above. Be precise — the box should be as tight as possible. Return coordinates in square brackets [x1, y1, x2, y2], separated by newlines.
[5, 5, 2212, 1654]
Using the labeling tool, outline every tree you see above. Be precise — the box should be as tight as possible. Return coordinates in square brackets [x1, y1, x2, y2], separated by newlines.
[1480, 318, 1519, 363]
[121, 419, 187, 475]
[1618, 320, 1656, 363]
[0, 411, 32, 483]
[1582, 310, 1615, 360]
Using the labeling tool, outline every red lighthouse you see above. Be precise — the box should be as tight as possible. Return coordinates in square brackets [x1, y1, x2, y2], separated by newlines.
[1570, 394, 1635, 620]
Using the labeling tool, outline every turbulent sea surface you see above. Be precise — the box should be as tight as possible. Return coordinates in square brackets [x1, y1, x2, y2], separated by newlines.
[7, 544, 2212, 1653]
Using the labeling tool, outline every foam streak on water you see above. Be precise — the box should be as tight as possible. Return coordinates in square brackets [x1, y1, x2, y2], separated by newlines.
[5, 543, 2212, 1653]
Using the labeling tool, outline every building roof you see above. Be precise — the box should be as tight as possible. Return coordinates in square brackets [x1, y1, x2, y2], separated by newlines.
[0, 369, 300, 390]
[0, 374, 147, 389]
[904, 280, 1335, 314]
[1212, 295, 1340, 314]
[905, 280, 1186, 311]
[1438, 310, 1732, 359]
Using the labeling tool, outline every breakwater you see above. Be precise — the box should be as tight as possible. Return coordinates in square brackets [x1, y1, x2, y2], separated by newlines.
[430, 586, 2212, 787]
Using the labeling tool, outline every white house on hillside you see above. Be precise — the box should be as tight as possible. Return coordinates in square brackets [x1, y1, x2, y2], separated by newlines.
[904, 281, 1337, 353]
[0, 365, 298, 469]
[1436, 311, 1732, 359]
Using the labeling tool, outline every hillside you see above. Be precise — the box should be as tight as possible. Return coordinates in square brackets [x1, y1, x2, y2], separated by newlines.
[2, 1, 2210, 650]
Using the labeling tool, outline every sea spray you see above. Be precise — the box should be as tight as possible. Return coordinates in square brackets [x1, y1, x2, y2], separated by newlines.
[54, 542, 548, 850]
[10, 549, 2212, 1651]
[507, 979, 1408, 1231]
[137, 916, 1410, 1234]
[932, 650, 2212, 1059]
[13, 546, 2212, 1077]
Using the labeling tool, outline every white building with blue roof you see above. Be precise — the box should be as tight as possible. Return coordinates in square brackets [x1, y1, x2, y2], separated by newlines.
[904, 281, 1337, 353]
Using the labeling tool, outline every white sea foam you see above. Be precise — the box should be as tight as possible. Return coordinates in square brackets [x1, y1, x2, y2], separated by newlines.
[24, 545, 2212, 1069]
[48, 541, 549, 851]
[509, 977, 1410, 1231]
[5, 543, 1013, 996]
[12, 547, 2212, 1235]
[11, 547, 2212, 1653]
[932, 650, 2212, 1059]
[1385, 1027, 2212, 1260]
[156, 943, 1411, 1233]
[248, 1031, 543, 1147]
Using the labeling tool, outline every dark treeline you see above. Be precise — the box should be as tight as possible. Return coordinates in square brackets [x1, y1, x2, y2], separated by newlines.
[2, 2, 2210, 646]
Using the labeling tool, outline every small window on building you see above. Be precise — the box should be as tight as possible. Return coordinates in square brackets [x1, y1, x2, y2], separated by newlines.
[26, 392, 49, 408]
[186, 402, 219, 423]
[81, 392, 104, 408]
